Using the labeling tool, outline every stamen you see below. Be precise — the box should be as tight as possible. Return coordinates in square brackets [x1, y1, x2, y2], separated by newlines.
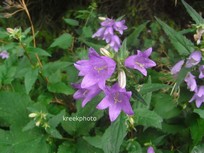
[94, 65, 107, 73]
[135, 61, 144, 68]
[114, 92, 122, 103]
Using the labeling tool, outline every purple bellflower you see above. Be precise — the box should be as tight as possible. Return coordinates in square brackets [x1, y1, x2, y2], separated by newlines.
[184, 72, 197, 92]
[190, 86, 204, 108]
[199, 65, 204, 79]
[185, 51, 201, 68]
[171, 60, 184, 76]
[73, 83, 101, 107]
[147, 146, 155, 153]
[74, 48, 116, 89]
[124, 48, 156, 76]
[92, 18, 127, 52]
[0, 50, 9, 59]
[96, 83, 134, 122]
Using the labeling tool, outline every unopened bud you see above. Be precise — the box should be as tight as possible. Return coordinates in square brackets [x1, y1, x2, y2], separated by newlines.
[6, 28, 14, 33]
[29, 113, 37, 118]
[35, 121, 41, 127]
[118, 70, 126, 88]
[100, 48, 111, 57]
[129, 117, 134, 126]
[98, 17, 106, 21]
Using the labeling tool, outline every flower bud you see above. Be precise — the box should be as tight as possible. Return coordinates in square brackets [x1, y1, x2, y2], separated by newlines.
[6, 28, 14, 33]
[98, 17, 106, 21]
[35, 121, 41, 127]
[118, 70, 126, 88]
[100, 48, 111, 57]
[29, 113, 37, 118]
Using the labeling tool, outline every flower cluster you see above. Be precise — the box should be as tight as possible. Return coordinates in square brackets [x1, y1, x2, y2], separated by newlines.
[92, 17, 127, 52]
[171, 51, 204, 107]
[73, 17, 156, 122]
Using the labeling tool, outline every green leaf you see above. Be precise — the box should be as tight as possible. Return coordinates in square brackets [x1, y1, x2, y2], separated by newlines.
[181, 0, 204, 24]
[126, 141, 142, 153]
[140, 83, 171, 95]
[82, 26, 93, 38]
[83, 136, 102, 149]
[190, 119, 204, 145]
[26, 46, 51, 57]
[42, 61, 72, 77]
[24, 68, 38, 94]
[50, 33, 73, 49]
[48, 82, 74, 95]
[134, 108, 163, 129]
[119, 38, 128, 59]
[63, 18, 79, 26]
[153, 94, 180, 119]
[156, 17, 194, 55]
[61, 95, 104, 136]
[194, 109, 204, 119]
[175, 67, 190, 88]
[191, 144, 204, 153]
[101, 115, 127, 153]
[0, 92, 50, 153]
[58, 142, 76, 153]
[127, 21, 149, 48]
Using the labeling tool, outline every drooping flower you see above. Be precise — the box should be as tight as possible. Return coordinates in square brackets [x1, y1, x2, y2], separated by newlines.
[185, 51, 202, 68]
[73, 83, 101, 107]
[190, 86, 204, 108]
[113, 20, 127, 35]
[170, 60, 184, 76]
[96, 83, 134, 122]
[184, 72, 197, 92]
[199, 65, 204, 79]
[124, 48, 156, 76]
[147, 146, 155, 153]
[74, 48, 116, 89]
[0, 50, 9, 59]
[92, 18, 127, 52]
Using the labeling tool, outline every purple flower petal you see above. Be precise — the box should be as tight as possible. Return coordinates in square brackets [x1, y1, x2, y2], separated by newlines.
[184, 72, 197, 92]
[185, 51, 201, 68]
[147, 146, 155, 153]
[199, 65, 204, 79]
[0, 50, 9, 59]
[171, 60, 184, 76]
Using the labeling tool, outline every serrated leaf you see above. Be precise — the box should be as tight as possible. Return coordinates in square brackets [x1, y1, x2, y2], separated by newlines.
[82, 26, 92, 38]
[134, 108, 163, 129]
[102, 115, 127, 153]
[63, 18, 79, 26]
[140, 83, 171, 94]
[26, 46, 51, 57]
[156, 17, 194, 55]
[83, 136, 102, 149]
[190, 119, 204, 145]
[48, 82, 74, 95]
[127, 21, 149, 48]
[50, 33, 73, 49]
[182, 0, 204, 24]
[24, 68, 38, 94]
[119, 38, 128, 59]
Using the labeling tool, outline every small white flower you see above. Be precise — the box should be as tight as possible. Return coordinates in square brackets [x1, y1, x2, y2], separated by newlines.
[29, 113, 37, 118]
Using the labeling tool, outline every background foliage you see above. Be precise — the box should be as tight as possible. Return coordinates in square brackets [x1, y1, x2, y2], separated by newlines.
[0, 0, 204, 153]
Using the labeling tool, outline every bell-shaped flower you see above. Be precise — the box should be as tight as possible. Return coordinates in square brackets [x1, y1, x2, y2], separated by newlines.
[184, 72, 197, 92]
[96, 83, 134, 122]
[124, 48, 156, 76]
[171, 60, 184, 77]
[147, 146, 155, 153]
[0, 50, 9, 59]
[185, 51, 201, 68]
[74, 48, 116, 89]
[190, 86, 204, 108]
[73, 83, 101, 107]
[199, 65, 204, 79]
[113, 20, 127, 35]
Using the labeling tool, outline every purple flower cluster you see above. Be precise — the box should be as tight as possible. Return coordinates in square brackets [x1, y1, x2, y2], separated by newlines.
[0, 50, 9, 59]
[171, 51, 204, 107]
[92, 18, 127, 52]
[73, 47, 156, 122]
